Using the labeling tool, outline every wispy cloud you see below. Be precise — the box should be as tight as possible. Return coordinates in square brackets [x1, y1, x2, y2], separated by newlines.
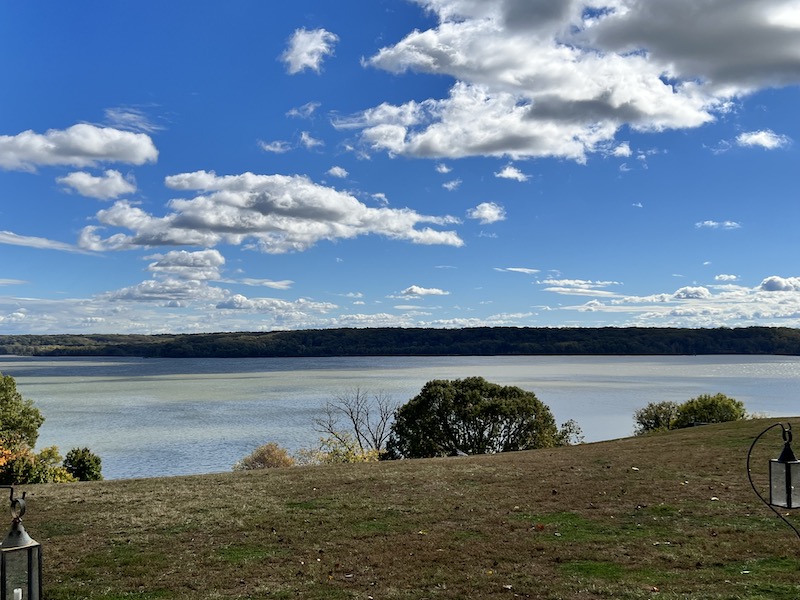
[104, 107, 164, 133]
[259, 140, 292, 154]
[300, 131, 324, 150]
[695, 220, 742, 230]
[495, 267, 539, 275]
[287, 102, 321, 119]
[0, 231, 85, 253]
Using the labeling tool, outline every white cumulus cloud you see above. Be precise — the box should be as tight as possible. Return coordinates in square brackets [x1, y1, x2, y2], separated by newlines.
[467, 202, 506, 224]
[281, 28, 339, 74]
[0, 124, 158, 171]
[736, 130, 792, 150]
[327, 166, 348, 178]
[673, 286, 713, 300]
[145, 249, 225, 281]
[81, 170, 464, 253]
[57, 169, 136, 200]
[400, 285, 450, 297]
[760, 276, 800, 292]
[349, 0, 800, 162]
[494, 164, 529, 181]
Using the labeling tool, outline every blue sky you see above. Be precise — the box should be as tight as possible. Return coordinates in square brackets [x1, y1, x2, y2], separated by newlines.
[1, 0, 800, 334]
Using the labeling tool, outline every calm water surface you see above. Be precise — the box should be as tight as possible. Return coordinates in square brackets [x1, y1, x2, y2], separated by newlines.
[1, 354, 798, 480]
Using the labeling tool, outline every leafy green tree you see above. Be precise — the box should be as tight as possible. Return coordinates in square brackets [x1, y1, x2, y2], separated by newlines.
[0, 373, 44, 447]
[0, 373, 102, 484]
[63, 447, 103, 481]
[556, 418, 584, 445]
[233, 442, 295, 471]
[633, 401, 680, 435]
[385, 377, 561, 459]
[671, 393, 746, 429]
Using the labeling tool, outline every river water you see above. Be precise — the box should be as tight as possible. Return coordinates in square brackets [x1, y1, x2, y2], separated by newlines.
[1, 354, 798, 480]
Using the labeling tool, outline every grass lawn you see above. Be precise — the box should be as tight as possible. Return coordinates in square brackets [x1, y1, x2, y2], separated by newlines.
[17, 418, 800, 599]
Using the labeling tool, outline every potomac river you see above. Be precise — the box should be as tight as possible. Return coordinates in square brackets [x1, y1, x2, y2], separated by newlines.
[1, 354, 798, 480]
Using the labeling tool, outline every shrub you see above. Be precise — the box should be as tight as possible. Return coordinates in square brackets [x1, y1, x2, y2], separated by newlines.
[63, 447, 103, 481]
[295, 435, 382, 466]
[0, 445, 76, 484]
[633, 394, 746, 435]
[633, 401, 680, 435]
[671, 393, 746, 429]
[233, 442, 295, 471]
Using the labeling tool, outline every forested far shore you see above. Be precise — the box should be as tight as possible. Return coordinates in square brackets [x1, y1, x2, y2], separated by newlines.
[2, 326, 800, 357]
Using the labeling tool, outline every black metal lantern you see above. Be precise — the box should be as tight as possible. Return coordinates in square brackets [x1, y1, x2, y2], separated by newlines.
[0, 488, 41, 600]
[747, 422, 800, 540]
[769, 425, 799, 509]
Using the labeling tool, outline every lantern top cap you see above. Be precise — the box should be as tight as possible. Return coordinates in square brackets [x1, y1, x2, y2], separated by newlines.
[777, 440, 798, 464]
[0, 518, 36, 549]
[774, 423, 798, 463]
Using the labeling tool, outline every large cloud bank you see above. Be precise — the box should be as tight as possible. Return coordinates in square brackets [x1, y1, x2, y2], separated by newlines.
[344, 0, 800, 162]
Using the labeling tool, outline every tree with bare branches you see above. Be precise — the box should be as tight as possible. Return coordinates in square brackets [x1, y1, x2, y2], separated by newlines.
[311, 388, 396, 461]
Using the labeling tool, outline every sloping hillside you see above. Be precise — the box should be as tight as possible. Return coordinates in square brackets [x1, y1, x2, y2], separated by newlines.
[26, 418, 800, 599]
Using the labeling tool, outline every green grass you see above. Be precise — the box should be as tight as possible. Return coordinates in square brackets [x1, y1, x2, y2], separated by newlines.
[19, 417, 800, 599]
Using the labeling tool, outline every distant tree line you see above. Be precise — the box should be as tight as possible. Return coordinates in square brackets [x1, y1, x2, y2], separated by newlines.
[3, 326, 800, 358]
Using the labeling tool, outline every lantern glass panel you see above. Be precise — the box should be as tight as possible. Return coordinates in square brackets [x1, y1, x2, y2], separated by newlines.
[2, 548, 28, 600]
[790, 460, 800, 508]
[770, 458, 789, 507]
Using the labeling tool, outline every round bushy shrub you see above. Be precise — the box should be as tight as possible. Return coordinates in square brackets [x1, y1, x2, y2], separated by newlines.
[233, 442, 295, 471]
[671, 393, 746, 429]
[633, 401, 680, 435]
[63, 447, 103, 481]
[633, 393, 746, 435]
